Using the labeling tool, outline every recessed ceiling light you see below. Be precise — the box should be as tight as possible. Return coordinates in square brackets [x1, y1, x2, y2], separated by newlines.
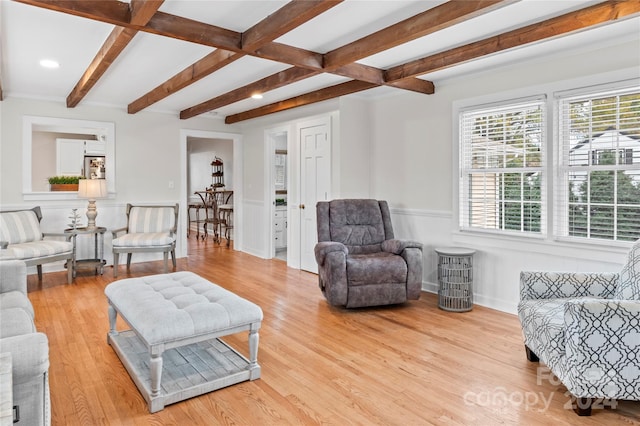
[39, 59, 60, 69]
[251, 93, 263, 100]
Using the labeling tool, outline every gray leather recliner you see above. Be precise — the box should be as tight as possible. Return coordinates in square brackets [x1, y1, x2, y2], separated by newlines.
[314, 199, 423, 308]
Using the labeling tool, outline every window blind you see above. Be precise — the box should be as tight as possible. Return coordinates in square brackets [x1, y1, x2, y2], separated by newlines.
[555, 85, 640, 241]
[459, 98, 546, 234]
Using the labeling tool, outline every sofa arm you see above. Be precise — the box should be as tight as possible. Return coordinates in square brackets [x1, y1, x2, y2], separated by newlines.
[0, 259, 28, 295]
[314, 241, 347, 266]
[42, 232, 73, 242]
[563, 299, 640, 399]
[519, 271, 619, 301]
[0, 332, 49, 385]
[0, 308, 36, 338]
[381, 239, 423, 255]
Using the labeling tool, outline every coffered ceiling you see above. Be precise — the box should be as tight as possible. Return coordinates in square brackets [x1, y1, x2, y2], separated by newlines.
[1, 0, 639, 124]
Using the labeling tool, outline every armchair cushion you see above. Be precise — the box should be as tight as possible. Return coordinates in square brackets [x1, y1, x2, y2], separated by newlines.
[0, 210, 41, 244]
[8, 240, 73, 259]
[347, 252, 407, 286]
[112, 232, 174, 247]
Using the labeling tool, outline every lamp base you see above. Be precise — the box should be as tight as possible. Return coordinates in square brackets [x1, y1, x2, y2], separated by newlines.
[86, 199, 98, 229]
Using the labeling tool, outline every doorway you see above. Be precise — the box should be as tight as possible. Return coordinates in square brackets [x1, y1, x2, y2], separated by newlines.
[180, 129, 243, 257]
[266, 127, 290, 262]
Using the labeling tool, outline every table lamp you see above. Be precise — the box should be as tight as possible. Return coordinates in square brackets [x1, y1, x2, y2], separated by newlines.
[78, 179, 107, 229]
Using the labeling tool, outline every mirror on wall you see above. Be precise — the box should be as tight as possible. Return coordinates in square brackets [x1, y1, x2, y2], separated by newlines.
[22, 115, 115, 200]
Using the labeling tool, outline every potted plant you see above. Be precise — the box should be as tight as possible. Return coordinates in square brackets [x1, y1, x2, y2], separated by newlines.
[48, 176, 84, 191]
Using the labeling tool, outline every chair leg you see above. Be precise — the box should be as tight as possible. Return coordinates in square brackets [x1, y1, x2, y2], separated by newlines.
[37, 264, 43, 281]
[171, 249, 176, 268]
[525, 345, 539, 362]
[163, 252, 169, 273]
[126, 253, 132, 269]
[113, 253, 119, 278]
[67, 261, 73, 284]
[573, 397, 592, 416]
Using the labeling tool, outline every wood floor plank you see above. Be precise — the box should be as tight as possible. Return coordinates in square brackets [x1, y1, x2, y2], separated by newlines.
[23, 237, 640, 425]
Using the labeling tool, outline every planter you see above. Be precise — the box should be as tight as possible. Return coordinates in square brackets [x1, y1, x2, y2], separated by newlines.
[50, 184, 79, 192]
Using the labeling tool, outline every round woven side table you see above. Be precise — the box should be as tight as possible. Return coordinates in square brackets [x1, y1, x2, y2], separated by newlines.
[435, 247, 476, 312]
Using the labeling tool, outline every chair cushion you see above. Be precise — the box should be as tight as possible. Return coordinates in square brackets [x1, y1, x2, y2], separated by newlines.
[112, 232, 174, 248]
[615, 241, 640, 300]
[328, 199, 387, 254]
[346, 252, 407, 286]
[8, 240, 73, 259]
[0, 210, 42, 244]
[128, 207, 175, 233]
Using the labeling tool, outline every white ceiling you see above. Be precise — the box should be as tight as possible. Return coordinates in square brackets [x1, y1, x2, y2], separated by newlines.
[1, 0, 639, 121]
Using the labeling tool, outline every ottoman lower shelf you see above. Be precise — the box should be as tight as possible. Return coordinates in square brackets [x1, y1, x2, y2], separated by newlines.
[108, 330, 257, 413]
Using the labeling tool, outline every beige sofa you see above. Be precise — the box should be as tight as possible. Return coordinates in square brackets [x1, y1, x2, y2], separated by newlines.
[0, 259, 50, 425]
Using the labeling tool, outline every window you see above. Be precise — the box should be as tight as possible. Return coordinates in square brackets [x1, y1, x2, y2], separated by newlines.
[556, 85, 640, 242]
[459, 98, 545, 235]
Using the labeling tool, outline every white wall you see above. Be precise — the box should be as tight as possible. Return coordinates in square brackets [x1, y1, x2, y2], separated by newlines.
[235, 37, 639, 314]
[367, 38, 640, 313]
[0, 97, 241, 271]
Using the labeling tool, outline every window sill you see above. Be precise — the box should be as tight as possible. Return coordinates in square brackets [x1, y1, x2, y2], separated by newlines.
[23, 192, 114, 201]
[452, 229, 631, 265]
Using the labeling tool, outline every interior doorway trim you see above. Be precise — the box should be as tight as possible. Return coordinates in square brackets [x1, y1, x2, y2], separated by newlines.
[180, 129, 243, 255]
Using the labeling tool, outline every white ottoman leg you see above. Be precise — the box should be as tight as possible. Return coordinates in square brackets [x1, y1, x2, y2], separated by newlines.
[150, 352, 163, 397]
[248, 324, 261, 380]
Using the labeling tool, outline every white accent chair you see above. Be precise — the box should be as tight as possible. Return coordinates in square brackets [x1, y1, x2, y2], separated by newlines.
[0, 206, 73, 284]
[518, 240, 640, 416]
[111, 204, 179, 278]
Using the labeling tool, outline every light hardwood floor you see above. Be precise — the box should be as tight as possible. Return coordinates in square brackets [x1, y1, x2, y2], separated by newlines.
[26, 237, 640, 425]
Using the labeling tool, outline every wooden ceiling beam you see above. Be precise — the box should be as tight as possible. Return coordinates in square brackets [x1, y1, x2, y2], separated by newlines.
[224, 80, 377, 124]
[14, 1, 244, 51]
[20, 0, 432, 105]
[66, 26, 137, 107]
[181, 67, 320, 120]
[129, 0, 338, 114]
[128, 49, 243, 114]
[242, 0, 343, 53]
[66, 0, 163, 107]
[323, 0, 514, 70]
[385, 0, 640, 82]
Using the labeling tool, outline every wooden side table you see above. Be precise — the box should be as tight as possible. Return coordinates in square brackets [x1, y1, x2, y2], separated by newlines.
[65, 227, 107, 276]
[435, 247, 475, 312]
[0, 353, 13, 426]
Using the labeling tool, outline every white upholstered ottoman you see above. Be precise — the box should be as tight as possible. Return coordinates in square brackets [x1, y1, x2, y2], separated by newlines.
[105, 271, 263, 413]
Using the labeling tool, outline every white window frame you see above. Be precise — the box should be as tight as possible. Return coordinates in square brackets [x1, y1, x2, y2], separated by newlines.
[554, 81, 640, 243]
[458, 96, 547, 237]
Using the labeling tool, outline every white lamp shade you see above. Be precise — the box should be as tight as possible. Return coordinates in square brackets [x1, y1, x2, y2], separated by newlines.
[78, 179, 107, 199]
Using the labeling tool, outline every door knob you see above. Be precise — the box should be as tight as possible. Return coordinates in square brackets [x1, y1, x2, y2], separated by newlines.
[299, 204, 305, 209]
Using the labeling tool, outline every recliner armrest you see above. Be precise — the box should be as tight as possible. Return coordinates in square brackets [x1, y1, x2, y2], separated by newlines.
[381, 239, 423, 255]
[520, 271, 619, 301]
[314, 241, 348, 266]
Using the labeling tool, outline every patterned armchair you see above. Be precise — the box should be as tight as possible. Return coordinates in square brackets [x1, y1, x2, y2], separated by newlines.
[314, 199, 423, 308]
[111, 204, 179, 278]
[518, 241, 640, 416]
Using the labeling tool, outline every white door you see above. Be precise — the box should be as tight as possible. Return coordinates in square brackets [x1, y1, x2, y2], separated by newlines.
[300, 120, 330, 273]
